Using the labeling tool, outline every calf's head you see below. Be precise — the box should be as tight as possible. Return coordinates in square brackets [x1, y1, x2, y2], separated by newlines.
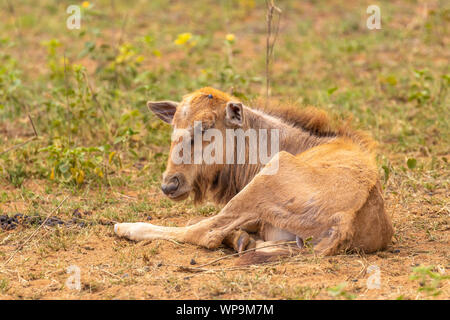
[148, 87, 244, 202]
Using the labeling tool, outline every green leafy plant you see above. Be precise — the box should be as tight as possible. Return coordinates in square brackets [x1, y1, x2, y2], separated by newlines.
[6, 163, 27, 188]
[41, 38, 67, 80]
[0, 51, 27, 117]
[408, 69, 433, 105]
[407, 158, 417, 170]
[39, 143, 119, 186]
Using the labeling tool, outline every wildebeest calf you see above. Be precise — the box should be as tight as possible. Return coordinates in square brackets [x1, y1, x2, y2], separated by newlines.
[114, 87, 393, 264]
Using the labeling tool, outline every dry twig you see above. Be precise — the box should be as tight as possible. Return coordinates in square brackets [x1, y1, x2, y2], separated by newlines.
[265, 0, 282, 107]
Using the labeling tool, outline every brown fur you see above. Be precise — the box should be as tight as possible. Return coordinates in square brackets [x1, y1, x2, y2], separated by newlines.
[188, 89, 377, 206]
[115, 87, 394, 265]
[252, 98, 377, 152]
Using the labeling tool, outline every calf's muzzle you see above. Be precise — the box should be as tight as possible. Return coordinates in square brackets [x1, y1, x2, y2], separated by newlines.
[161, 176, 180, 196]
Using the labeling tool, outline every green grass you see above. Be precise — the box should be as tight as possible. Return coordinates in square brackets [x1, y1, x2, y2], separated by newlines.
[0, 278, 9, 294]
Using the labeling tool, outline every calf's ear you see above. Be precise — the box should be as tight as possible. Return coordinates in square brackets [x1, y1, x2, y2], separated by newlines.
[225, 101, 244, 127]
[147, 101, 178, 124]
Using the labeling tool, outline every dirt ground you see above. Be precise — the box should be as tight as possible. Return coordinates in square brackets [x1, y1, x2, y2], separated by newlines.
[0, 176, 448, 300]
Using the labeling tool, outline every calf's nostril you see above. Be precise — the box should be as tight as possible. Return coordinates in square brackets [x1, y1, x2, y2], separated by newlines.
[161, 177, 180, 195]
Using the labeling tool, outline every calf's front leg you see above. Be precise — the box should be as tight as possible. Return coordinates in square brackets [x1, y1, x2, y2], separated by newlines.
[114, 198, 258, 249]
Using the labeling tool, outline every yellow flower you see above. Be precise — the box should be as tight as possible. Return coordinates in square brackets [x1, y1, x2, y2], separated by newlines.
[82, 1, 90, 8]
[95, 167, 104, 178]
[50, 168, 55, 180]
[135, 55, 145, 63]
[152, 49, 161, 57]
[226, 34, 235, 42]
[76, 169, 85, 185]
[174, 33, 192, 45]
